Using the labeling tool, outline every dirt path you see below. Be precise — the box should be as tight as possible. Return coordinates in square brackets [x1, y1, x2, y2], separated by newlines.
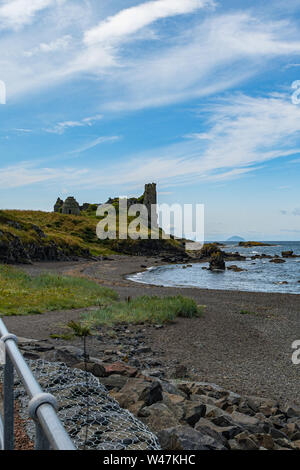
[2, 256, 300, 405]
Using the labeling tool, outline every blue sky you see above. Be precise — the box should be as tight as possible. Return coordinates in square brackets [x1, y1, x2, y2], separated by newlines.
[0, 0, 300, 240]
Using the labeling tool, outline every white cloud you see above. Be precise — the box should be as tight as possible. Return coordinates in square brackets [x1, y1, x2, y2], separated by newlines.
[2, 5, 300, 110]
[46, 114, 103, 134]
[68, 135, 121, 154]
[24, 35, 72, 57]
[3, 92, 300, 190]
[101, 13, 300, 112]
[0, 163, 87, 188]
[84, 0, 215, 46]
[0, 0, 64, 30]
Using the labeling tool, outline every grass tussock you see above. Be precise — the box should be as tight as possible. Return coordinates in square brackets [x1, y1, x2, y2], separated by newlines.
[0, 265, 118, 316]
[82, 295, 202, 327]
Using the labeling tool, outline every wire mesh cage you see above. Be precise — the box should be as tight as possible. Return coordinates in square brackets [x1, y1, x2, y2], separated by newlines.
[0, 359, 161, 450]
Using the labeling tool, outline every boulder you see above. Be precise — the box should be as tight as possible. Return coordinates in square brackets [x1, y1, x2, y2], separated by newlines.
[282, 251, 294, 258]
[209, 251, 225, 271]
[139, 381, 163, 406]
[73, 361, 107, 378]
[141, 403, 179, 432]
[195, 418, 242, 441]
[100, 374, 128, 391]
[104, 362, 137, 377]
[230, 411, 260, 427]
[183, 403, 206, 426]
[157, 425, 227, 450]
[227, 265, 246, 272]
[114, 377, 163, 409]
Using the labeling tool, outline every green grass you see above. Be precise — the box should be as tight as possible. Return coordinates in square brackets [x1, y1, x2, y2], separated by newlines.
[0, 209, 116, 257]
[0, 209, 185, 258]
[82, 295, 203, 327]
[240, 309, 257, 315]
[0, 265, 118, 316]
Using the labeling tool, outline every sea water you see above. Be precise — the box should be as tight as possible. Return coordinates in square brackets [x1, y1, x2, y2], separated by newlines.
[127, 242, 300, 294]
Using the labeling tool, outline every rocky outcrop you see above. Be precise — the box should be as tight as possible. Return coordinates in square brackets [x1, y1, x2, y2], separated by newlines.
[282, 251, 294, 258]
[227, 265, 246, 272]
[239, 242, 272, 247]
[0, 223, 91, 264]
[110, 238, 188, 258]
[209, 252, 226, 271]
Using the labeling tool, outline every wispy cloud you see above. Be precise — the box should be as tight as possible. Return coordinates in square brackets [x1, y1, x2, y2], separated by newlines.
[84, 0, 215, 46]
[3, 92, 300, 190]
[45, 114, 103, 134]
[99, 12, 300, 111]
[68, 135, 121, 154]
[24, 34, 72, 57]
[0, 0, 63, 30]
[3, 5, 300, 110]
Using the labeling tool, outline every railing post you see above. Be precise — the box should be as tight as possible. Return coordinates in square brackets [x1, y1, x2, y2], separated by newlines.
[3, 354, 14, 450]
[35, 423, 50, 450]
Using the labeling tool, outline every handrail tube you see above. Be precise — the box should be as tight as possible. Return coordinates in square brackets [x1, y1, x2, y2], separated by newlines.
[36, 405, 75, 450]
[0, 318, 75, 450]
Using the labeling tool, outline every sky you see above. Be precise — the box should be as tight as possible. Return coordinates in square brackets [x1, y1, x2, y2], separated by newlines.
[0, 0, 300, 240]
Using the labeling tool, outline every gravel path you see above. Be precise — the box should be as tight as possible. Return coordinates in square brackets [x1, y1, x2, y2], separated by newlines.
[3, 256, 300, 405]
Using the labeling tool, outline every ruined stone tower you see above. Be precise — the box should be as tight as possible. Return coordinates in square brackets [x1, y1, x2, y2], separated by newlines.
[54, 198, 63, 213]
[61, 197, 81, 215]
[143, 183, 157, 227]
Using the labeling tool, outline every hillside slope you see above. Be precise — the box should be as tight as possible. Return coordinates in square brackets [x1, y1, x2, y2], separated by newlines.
[0, 210, 187, 264]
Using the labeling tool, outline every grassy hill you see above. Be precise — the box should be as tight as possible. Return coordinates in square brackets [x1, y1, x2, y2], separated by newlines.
[0, 208, 186, 264]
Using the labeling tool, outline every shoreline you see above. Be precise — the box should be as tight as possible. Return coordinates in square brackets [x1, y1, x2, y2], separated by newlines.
[2, 255, 300, 405]
[123, 259, 300, 298]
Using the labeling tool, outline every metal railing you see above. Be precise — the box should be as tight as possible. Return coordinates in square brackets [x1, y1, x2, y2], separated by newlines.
[0, 318, 76, 450]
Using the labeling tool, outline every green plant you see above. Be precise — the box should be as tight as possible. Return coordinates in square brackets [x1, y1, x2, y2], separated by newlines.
[67, 320, 92, 337]
[83, 295, 202, 327]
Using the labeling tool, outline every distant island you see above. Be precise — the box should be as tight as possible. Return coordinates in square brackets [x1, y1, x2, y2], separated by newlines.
[226, 236, 245, 242]
[238, 241, 273, 247]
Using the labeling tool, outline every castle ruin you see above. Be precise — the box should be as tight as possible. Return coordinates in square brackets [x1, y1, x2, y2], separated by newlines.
[143, 183, 158, 227]
[54, 183, 158, 223]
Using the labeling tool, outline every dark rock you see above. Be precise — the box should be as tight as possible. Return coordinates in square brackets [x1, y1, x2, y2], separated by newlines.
[44, 345, 85, 366]
[209, 252, 225, 271]
[139, 381, 163, 406]
[173, 364, 188, 379]
[195, 418, 242, 441]
[282, 251, 294, 258]
[74, 361, 107, 378]
[227, 265, 246, 272]
[141, 403, 179, 432]
[184, 403, 206, 426]
[100, 374, 129, 391]
[284, 404, 300, 419]
[157, 425, 228, 450]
